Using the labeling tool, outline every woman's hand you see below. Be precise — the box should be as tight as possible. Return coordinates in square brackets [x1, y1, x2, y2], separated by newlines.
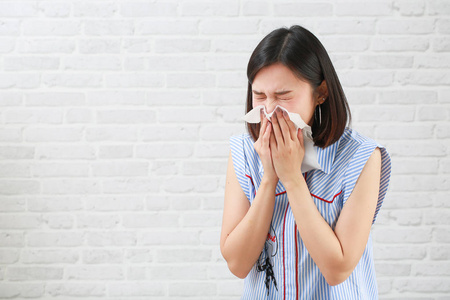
[253, 109, 278, 184]
[269, 107, 305, 186]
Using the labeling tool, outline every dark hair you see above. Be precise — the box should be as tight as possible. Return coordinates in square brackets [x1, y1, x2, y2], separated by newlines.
[246, 25, 351, 148]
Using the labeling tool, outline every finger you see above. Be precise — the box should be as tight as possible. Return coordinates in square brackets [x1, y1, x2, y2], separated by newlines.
[269, 125, 277, 149]
[271, 109, 284, 146]
[297, 128, 304, 148]
[283, 110, 297, 141]
[276, 109, 293, 142]
[259, 109, 267, 138]
[262, 122, 271, 147]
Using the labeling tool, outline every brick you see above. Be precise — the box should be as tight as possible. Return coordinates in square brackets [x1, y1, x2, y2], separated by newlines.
[76, 214, 120, 229]
[8, 267, 63, 280]
[148, 265, 207, 280]
[44, 214, 74, 229]
[433, 37, 450, 52]
[0, 198, 26, 212]
[0, 283, 44, 298]
[105, 73, 164, 88]
[86, 127, 138, 142]
[0, 180, 40, 195]
[0, 249, 19, 264]
[38, 2, 71, 17]
[321, 37, 370, 52]
[148, 55, 207, 71]
[86, 231, 136, 247]
[375, 263, 411, 276]
[372, 37, 429, 51]
[394, 278, 450, 293]
[336, 2, 393, 16]
[73, 2, 116, 17]
[17, 38, 75, 53]
[97, 109, 156, 124]
[0, 214, 41, 229]
[41, 179, 100, 195]
[27, 232, 83, 247]
[155, 38, 210, 53]
[359, 55, 413, 69]
[43, 73, 102, 88]
[28, 197, 82, 212]
[0, 232, 24, 247]
[374, 228, 432, 243]
[200, 20, 258, 35]
[274, 3, 333, 16]
[102, 178, 161, 194]
[356, 106, 415, 122]
[138, 20, 198, 35]
[242, 1, 270, 16]
[46, 283, 105, 297]
[63, 56, 121, 70]
[84, 21, 134, 36]
[0, 20, 21, 35]
[0, 146, 34, 159]
[136, 143, 194, 159]
[98, 145, 133, 159]
[393, 0, 426, 16]
[378, 90, 437, 104]
[181, 1, 239, 16]
[24, 127, 83, 142]
[0, 163, 30, 177]
[0, 73, 40, 89]
[430, 245, 450, 260]
[22, 249, 78, 264]
[169, 282, 216, 297]
[391, 158, 438, 174]
[85, 196, 144, 211]
[66, 266, 124, 280]
[0, 38, 15, 53]
[167, 73, 216, 88]
[0, 2, 38, 17]
[125, 248, 152, 263]
[23, 21, 80, 36]
[141, 125, 199, 141]
[142, 230, 199, 246]
[428, 0, 450, 15]
[108, 282, 165, 297]
[378, 19, 434, 34]
[121, 2, 178, 17]
[79, 39, 121, 53]
[158, 107, 216, 123]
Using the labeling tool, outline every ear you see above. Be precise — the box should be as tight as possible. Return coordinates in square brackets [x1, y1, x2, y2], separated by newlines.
[316, 80, 328, 104]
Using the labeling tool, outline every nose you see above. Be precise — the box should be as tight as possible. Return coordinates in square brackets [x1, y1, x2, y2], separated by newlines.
[264, 101, 277, 114]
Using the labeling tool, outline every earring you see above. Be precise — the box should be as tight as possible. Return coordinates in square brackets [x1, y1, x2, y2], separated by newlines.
[319, 104, 322, 125]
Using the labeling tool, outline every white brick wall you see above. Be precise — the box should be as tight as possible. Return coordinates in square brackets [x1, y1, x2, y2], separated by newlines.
[0, 0, 448, 299]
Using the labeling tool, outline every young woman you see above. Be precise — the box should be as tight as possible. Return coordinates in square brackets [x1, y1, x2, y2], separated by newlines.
[220, 25, 391, 299]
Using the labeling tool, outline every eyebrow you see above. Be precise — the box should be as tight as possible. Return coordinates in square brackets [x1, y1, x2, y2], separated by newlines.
[252, 90, 293, 95]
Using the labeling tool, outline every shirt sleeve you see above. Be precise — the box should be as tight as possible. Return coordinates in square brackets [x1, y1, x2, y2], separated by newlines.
[342, 141, 392, 224]
[229, 134, 252, 201]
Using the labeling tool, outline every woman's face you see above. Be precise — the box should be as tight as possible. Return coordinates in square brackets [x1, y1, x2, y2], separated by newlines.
[251, 63, 319, 126]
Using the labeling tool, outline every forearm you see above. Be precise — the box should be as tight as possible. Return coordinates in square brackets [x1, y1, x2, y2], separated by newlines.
[222, 177, 277, 278]
[284, 177, 348, 284]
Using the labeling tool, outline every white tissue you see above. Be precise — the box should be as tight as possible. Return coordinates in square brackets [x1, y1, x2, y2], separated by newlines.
[243, 105, 321, 173]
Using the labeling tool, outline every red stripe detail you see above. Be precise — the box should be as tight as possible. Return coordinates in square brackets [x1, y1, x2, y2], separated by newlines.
[245, 174, 256, 196]
[310, 190, 343, 204]
[294, 224, 299, 300]
[282, 204, 289, 300]
[244, 174, 254, 186]
[276, 191, 286, 196]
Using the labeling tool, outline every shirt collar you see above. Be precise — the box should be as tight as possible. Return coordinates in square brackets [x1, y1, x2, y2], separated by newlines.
[315, 138, 340, 174]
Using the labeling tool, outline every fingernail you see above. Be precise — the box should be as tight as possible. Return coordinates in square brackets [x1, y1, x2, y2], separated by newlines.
[283, 110, 287, 117]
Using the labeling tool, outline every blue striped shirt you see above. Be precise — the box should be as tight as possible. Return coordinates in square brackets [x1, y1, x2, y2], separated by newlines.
[229, 127, 391, 300]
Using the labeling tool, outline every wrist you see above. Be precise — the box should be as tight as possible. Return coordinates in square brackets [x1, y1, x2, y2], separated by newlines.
[261, 174, 278, 189]
[282, 174, 305, 191]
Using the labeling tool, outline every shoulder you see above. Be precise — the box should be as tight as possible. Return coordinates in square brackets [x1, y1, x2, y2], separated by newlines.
[334, 127, 388, 174]
[230, 133, 254, 151]
[338, 127, 379, 152]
